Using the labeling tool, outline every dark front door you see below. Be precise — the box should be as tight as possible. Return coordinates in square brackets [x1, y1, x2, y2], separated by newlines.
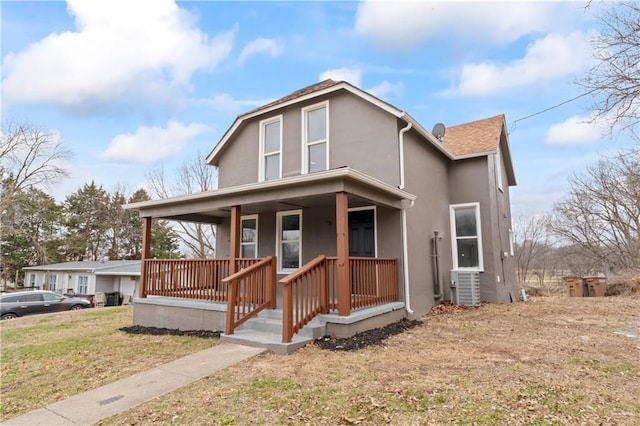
[349, 209, 375, 257]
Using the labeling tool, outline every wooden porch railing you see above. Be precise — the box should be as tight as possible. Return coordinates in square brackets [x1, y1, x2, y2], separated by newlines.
[222, 256, 277, 335]
[280, 256, 399, 343]
[141, 258, 265, 301]
[279, 255, 329, 343]
[142, 259, 231, 301]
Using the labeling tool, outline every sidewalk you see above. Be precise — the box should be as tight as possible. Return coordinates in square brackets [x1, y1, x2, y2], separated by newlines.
[2, 343, 266, 425]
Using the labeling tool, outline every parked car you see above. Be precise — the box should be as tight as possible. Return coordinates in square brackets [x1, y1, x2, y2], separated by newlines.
[0, 290, 92, 320]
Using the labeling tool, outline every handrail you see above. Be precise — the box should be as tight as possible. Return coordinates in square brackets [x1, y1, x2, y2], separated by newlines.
[222, 256, 276, 335]
[279, 255, 328, 343]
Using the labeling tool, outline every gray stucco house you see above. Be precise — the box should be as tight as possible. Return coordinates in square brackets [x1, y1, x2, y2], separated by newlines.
[124, 80, 517, 352]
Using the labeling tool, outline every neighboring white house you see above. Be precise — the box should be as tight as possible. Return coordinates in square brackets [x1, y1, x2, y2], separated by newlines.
[22, 261, 141, 298]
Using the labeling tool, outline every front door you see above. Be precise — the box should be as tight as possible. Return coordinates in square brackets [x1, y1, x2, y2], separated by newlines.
[348, 209, 375, 257]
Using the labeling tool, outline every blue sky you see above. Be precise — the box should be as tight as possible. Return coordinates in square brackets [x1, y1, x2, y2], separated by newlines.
[2, 0, 636, 215]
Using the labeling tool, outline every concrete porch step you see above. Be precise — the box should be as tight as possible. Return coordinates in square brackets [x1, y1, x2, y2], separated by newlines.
[219, 309, 327, 354]
[220, 329, 313, 355]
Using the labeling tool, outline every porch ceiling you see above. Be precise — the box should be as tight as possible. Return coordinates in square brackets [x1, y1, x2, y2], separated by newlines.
[123, 167, 416, 224]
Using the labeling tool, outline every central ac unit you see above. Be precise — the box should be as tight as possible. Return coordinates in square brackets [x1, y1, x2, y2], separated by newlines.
[450, 270, 480, 307]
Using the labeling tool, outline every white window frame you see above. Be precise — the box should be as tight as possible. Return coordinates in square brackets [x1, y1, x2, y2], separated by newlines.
[449, 202, 484, 271]
[240, 214, 259, 258]
[301, 101, 329, 174]
[509, 229, 515, 257]
[348, 206, 378, 257]
[77, 276, 88, 294]
[28, 273, 36, 287]
[258, 115, 283, 182]
[495, 151, 504, 192]
[276, 210, 302, 273]
[48, 274, 57, 291]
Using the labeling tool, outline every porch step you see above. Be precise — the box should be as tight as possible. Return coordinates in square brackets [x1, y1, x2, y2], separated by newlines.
[219, 309, 327, 354]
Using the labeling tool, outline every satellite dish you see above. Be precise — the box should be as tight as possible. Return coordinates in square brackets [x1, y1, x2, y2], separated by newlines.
[432, 123, 446, 141]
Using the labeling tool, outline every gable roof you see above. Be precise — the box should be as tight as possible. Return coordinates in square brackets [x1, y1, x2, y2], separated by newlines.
[442, 114, 505, 157]
[205, 80, 515, 184]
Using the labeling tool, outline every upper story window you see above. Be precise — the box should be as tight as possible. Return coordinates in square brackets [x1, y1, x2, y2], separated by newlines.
[302, 102, 329, 173]
[259, 116, 282, 181]
[450, 202, 484, 271]
[241, 215, 258, 258]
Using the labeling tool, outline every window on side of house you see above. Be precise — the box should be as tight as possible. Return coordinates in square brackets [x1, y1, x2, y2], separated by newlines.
[241, 215, 258, 258]
[509, 229, 515, 257]
[302, 102, 328, 173]
[276, 210, 302, 273]
[77, 276, 88, 294]
[29, 274, 36, 287]
[259, 116, 282, 181]
[495, 151, 504, 192]
[450, 203, 484, 271]
[48, 274, 57, 291]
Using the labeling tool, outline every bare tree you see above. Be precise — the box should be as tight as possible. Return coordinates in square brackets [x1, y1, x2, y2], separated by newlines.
[0, 121, 73, 202]
[145, 150, 217, 258]
[549, 149, 640, 273]
[513, 214, 553, 287]
[579, 2, 640, 139]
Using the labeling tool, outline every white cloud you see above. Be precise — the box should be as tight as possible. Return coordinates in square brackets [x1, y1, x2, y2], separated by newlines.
[238, 38, 283, 65]
[456, 32, 592, 96]
[355, 1, 576, 51]
[102, 120, 210, 163]
[367, 80, 403, 98]
[195, 93, 272, 113]
[546, 115, 606, 145]
[319, 67, 362, 86]
[2, 0, 235, 107]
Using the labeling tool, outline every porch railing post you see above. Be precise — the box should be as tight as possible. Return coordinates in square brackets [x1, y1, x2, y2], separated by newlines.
[269, 256, 277, 309]
[229, 205, 241, 275]
[140, 217, 152, 298]
[336, 191, 351, 316]
[282, 282, 293, 343]
[225, 278, 238, 335]
[320, 260, 328, 314]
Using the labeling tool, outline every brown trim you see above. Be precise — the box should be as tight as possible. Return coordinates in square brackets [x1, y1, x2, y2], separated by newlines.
[335, 192, 350, 316]
[140, 217, 152, 298]
[229, 205, 241, 274]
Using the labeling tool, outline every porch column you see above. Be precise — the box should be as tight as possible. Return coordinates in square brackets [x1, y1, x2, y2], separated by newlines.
[336, 192, 351, 316]
[140, 217, 152, 298]
[229, 205, 241, 274]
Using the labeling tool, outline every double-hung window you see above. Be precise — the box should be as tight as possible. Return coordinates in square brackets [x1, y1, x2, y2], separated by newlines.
[77, 276, 88, 294]
[28, 274, 36, 287]
[48, 274, 57, 291]
[302, 102, 328, 173]
[259, 116, 282, 181]
[450, 203, 483, 270]
[241, 215, 258, 258]
[276, 210, 302, 273]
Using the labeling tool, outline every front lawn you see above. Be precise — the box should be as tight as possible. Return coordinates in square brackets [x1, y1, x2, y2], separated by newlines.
[0, 306, 217, 421]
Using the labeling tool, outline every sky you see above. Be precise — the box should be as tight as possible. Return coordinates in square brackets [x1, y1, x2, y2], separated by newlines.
[1, 0, 637, 216]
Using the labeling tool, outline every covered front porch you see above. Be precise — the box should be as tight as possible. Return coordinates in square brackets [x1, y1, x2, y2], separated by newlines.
[127, 168, 416, 348]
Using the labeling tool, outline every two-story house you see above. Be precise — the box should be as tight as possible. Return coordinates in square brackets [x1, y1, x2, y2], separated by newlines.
[124, 80, 517, 353]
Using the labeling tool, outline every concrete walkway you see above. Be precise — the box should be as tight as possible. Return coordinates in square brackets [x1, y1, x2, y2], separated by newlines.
[2, 343, 266, 425]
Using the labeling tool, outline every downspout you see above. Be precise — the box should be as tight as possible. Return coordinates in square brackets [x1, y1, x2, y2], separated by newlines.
[398, 121, 414, 314]
[398, 122, 412, 190]
[401, 202, 414, 314]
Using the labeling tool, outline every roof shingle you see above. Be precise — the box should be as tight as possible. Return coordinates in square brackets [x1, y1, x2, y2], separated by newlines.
[442, 114, 505, 156]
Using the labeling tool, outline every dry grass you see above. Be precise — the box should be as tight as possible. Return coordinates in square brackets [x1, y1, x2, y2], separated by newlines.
[0, 306, 217, 421]
[102, 296, 640, 425]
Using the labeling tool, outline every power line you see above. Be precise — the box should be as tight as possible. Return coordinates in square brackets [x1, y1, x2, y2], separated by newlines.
[508, 90, 596, 135]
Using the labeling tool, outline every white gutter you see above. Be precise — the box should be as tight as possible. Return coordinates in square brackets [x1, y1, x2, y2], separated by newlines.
[398, 122, 412, 190]
[401, 201, 414, 314]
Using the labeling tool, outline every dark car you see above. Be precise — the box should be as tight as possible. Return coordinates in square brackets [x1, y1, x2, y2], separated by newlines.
[0, 290, 92, 320]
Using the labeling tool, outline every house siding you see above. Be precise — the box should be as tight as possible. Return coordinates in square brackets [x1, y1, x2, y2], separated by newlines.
[402, 126, 452, 316]
[215, 90, 401, 189]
